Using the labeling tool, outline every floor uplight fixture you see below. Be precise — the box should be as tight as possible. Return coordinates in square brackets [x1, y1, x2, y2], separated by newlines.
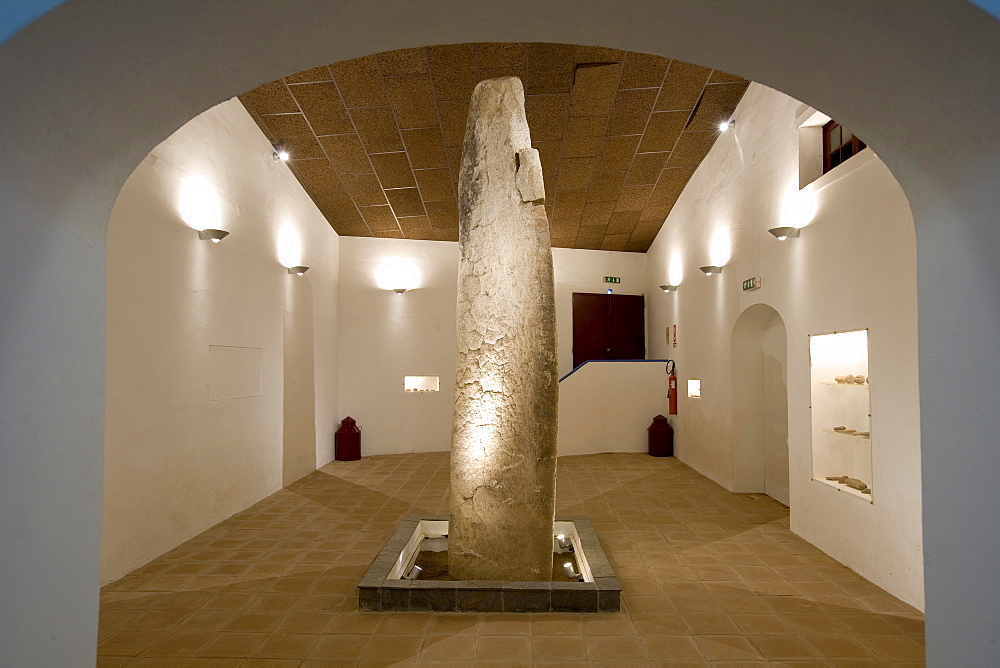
[768, 226, 801, 240]
[197, 228, 229, 243]
[287, 265, 309, 275]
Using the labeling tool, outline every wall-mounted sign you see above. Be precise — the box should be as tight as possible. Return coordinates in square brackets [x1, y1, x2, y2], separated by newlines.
[603, 276, 620, 284]
[742, 276, 762, 291]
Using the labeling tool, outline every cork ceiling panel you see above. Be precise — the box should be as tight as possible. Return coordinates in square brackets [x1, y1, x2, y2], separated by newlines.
[239, 43, 749, 252]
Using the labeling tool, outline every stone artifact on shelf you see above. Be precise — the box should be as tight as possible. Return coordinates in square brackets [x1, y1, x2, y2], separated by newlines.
[845, 374, 856, 383]
[825, 475, 870, 492]
[834, 425, 847, 431]
[854, 375, 866, 384]
[835, 375, 846, 383]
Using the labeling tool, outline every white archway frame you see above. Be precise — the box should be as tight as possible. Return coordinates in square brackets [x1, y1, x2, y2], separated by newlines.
[0, 2, 997, 664]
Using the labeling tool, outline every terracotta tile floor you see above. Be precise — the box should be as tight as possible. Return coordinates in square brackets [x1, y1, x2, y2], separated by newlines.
[98, 452, 924, 666]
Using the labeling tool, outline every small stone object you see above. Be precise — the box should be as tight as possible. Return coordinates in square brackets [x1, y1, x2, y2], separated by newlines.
[825, 476, 844, 481]
[835, 376, 846, 383]
[859, 431, 870, 437]
[834, 426, 847, 431]
[845, 478, 868, 491]
[844, 429, 857, 434]
[845, 374, 856, 383]
[862, 489, 872, 494]
[854, 375, 866, 384]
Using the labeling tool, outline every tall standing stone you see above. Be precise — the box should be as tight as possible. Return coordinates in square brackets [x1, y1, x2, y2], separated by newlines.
[449, 77, 558, 581]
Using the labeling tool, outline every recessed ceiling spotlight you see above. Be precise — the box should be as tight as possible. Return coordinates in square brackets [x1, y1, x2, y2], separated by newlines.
[273, 144, 290, 162]
[699, 265, 723, 275]
[768, 226, 801, 240]
[718, 120, 734, 132]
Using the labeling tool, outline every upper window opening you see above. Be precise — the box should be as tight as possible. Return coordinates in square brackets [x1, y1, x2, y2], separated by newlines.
[823, 121, 867, 174]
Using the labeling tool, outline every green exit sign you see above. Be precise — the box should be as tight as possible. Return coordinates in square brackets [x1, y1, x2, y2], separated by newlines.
[742, 276, 761, 291]
[604, 276, 620, 284]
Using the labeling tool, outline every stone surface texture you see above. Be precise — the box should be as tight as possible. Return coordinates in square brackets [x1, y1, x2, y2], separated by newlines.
[449, 77, 559, 581]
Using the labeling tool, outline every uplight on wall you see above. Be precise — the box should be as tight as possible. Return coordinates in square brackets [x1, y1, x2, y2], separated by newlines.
[277, 226, 302, 270]
[668, 252, 684, 287]
[699, 265, 723, 275]
[180, 175, 222, 233]
[197, 228, 229, 243]
[688, 379, 701, 398]
[768, 226, 801, 241]
[377, 259, 419, 294]
[659, 285, 678, 292]
[286, 266, 309, 275]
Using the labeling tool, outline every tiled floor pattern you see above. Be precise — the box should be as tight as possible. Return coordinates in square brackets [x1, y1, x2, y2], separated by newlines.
[99, 452, 924, 666]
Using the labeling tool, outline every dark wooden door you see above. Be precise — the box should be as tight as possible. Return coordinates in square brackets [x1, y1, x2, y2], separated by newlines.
[572, 293, 645, 369]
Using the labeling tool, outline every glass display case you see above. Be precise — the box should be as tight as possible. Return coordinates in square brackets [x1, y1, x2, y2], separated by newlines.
[810, 329, 873, 501]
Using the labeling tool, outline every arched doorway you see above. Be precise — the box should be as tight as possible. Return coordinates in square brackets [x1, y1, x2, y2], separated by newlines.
[1, 3, 997, 665]
[731, 304, 788, 505]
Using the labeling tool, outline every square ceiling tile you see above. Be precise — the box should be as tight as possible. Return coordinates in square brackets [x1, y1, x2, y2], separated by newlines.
[607, 210, 640, 234]
[638, 111, 688, 153]
[596, 135, 642, 173]
[616, 185, 653, 212]
[330, 56, 388, 108]
[607, 88, 657, 136]
[375, 229, 405, 238]
[657, 61, 712, 111]
[437, 99, 469, 147]
[359, 205, 398, 232]
[239, 80, 299, 115]
[532, 140, 562, 190]
[341, 173, 388, 207]
[550, 218, 582, 239]
[320, 134, 371, 174]
[425, 200, 458, 217]
[377, 47, 427, 76]
[553, 193, 586, 217]
[432, 227, 459, 241]
[525, 43, 576, 94]
[385, 74, 438, 129]
[370, 152, 416, 189]
[588, 171, 626, 201]
[397, 215, 433, 239]
[385, 187, 426, 217]
[481, 67, 527, 82]
[640, 198, 677, 222]
[478, 42, 526, 69]
[284, 66, 333, 84]
[414, 168, 454, 202]
[601, 233, 631, 251]
[290, 82, 354, 135]
[260, 114, 325, 159]
[570, 63, 621, 117]
[582, 201, 614, 227]
[402, 128, 448, 169]
[576, 224, 608, 248]
[667, 131, 718, 167]
[350, 107, 403, 153]
[557, 157, 595, 191]
[709, 68, 746, 83]
[324, 207, 371, 236]
[620, 52, 670, 89]
[427, 43, 479, 101]
[525, 94, 569, 142]
[575, 46, 624, 64]
[652, 166, 696, 197]
[564, 116, 605, 158]
[289, 158, 339, 190]
[626, 152, 669, 186]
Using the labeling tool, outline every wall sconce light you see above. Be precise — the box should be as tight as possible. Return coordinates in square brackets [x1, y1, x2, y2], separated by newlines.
[273, 143, 290, 162]
[699, 265, 723, 275]
[768, 226, 801, 240]
[659, 284, 678, 292]
[198, 228, 229, 243]
[718, 120, 735, 132]
[287, 265, 309, 275]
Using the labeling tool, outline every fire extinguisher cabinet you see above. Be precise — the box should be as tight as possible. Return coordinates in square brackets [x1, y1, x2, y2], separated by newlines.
[335, 416, 361, 461]
[647, 415, 674, 457]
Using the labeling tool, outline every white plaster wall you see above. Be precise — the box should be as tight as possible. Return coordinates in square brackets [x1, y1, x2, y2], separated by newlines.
[102, 99, 340, 584]
[558, 361, 669, 456]
[646, 83, 924, 608]
[337, 238, 647, 454]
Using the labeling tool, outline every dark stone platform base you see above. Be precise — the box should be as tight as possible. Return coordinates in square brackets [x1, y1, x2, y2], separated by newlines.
[357, 516, 620, 612]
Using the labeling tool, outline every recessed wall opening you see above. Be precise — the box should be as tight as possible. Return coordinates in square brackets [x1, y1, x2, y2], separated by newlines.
[404, 375, 440, 392]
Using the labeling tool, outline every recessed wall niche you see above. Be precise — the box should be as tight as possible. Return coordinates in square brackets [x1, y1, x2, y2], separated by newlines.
[404, 375, 439, 392]
[810, 329, 873, 501]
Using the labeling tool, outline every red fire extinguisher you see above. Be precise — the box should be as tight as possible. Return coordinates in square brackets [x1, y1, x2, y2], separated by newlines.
[666, 360, 678, 415]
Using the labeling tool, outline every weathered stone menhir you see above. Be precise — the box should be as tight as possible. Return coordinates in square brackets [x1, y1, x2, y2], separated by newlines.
[449, 77, 558, 582]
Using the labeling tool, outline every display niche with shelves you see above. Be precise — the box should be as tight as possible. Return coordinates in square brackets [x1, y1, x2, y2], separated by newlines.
[809, 329, 873, 502]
